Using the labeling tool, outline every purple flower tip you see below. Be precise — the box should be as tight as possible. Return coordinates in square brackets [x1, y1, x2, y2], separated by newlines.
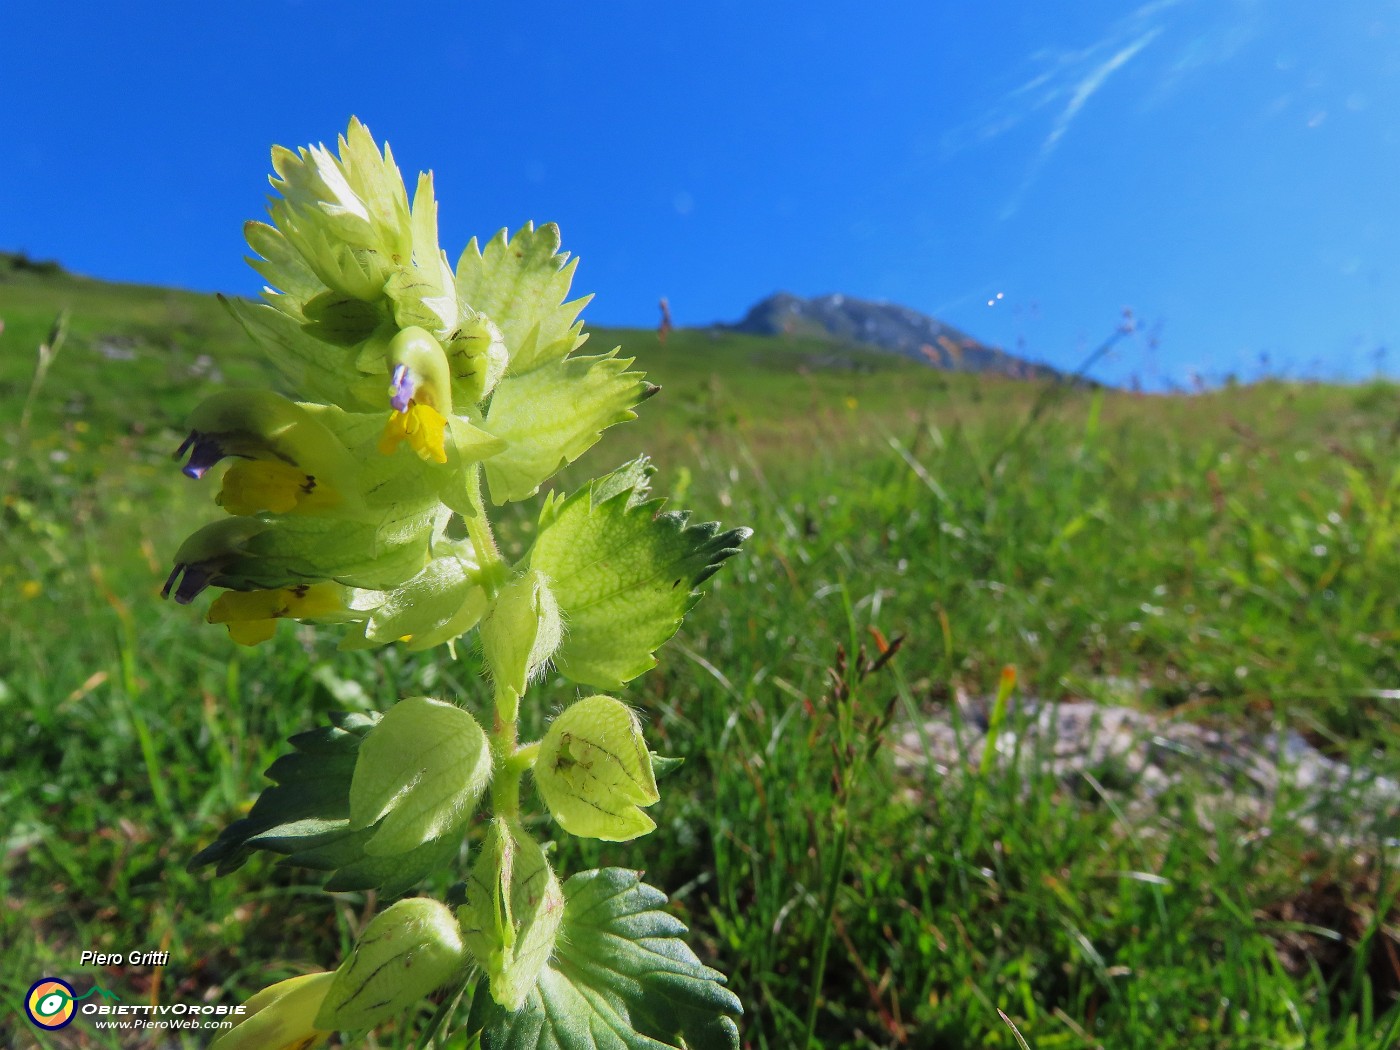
[162, 564, 212, 604]
[177, 433, 227, 480]
[389, 363, 415, 414]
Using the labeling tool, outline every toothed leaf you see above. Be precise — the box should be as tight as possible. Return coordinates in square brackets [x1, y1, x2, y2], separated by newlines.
[471, 868, 741, 1050]
[483, 351, 647, 505]
[245, 220, 322, 318]
[454, 223, 591, 375]
[529, 459, 751, 688]
[188, 712, 460, 896]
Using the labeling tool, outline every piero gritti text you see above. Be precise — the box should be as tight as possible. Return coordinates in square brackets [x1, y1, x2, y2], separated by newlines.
[80, 950, 170, 966]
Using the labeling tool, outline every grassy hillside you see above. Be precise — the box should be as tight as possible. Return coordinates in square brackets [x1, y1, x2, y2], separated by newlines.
[2, 262, 1399, 1048]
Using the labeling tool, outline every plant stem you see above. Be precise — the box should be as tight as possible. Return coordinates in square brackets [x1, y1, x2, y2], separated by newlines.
[803, 811, 850, 1050]
[459, 462, 534, 822]
[463, 463, 507, 594]
[490, 711, 522, 820]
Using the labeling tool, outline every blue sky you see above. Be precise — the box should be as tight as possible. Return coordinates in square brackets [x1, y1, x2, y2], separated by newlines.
[4, 1, 1400, 386]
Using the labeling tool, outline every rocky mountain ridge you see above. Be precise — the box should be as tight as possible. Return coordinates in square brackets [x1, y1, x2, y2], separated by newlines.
[724, 291, 1065, 380]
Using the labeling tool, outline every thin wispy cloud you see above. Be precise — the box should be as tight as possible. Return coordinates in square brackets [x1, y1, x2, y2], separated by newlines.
[938, 0, 1261, 219]
[1000, 27, 1162, 219]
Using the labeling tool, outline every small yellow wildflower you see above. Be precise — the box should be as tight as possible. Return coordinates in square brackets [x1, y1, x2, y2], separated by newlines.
[379, 403, 448, 464]
[209, 971, 334, 1050]
[207, 583, 347, 645]
[218, 460, 335, 515]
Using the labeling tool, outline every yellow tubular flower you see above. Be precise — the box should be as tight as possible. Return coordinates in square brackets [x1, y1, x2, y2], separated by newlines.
[379, 402, 449, 464]
[218, 460, 338, 515]
[209, 971, 334, 1050]
[377, 326, 453, 465]
[207, 584, 348, 646]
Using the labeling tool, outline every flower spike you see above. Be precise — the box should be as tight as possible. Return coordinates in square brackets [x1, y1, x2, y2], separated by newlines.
[174, 120, 749, 1049]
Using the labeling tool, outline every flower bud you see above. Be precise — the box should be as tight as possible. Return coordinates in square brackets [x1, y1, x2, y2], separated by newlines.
[479, 569, 562, 716]
[534, 695, 660, 841]
[444, 313, 509, 405]
[315, 898, 466, 1032]
[458, 819, 564, 1011]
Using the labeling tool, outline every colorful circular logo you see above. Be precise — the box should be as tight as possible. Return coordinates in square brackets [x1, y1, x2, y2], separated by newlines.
[25, 978, 76, 1030]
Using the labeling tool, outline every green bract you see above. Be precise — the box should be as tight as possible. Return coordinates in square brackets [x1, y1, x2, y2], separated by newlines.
[459, 819, 566, 1011]
[469, 869, 742, 1050]
[348, 696, 492, 855]
[178, 120, 748, 1049]
[535, 695, 660, 842]
[478, 568, 563, 717]
[532, 458, 752, 688]
[317, 898, 466, 1032]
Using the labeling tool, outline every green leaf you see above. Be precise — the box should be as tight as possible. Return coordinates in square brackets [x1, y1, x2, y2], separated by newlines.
[221, 294, 362, 410]
[473, 868, 741, 1050]
[529, 459, 751, 689]
[534, 696, 659, 842]
[483, 351, 649, 505]
[454, 223, 591, 375]
[188, 712, 461, 896]
[349, 696, 492, 856]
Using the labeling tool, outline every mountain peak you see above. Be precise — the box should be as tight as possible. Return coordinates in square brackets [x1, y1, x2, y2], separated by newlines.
[725, 291, 1063, 379]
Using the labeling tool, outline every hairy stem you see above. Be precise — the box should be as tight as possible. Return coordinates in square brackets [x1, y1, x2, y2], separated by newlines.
[491, 714, 522, 820]
[464, 463, 507, 594]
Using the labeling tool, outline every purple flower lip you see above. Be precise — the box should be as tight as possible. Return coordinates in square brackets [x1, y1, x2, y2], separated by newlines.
[389, 364, 415, 414]
[174, 431, 227, 480]
[162, 563, 213, 604]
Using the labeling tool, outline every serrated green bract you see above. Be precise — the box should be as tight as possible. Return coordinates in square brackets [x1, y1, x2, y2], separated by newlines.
[222, 294, 366, 411]
[348, 697, 492, 856]
[459, 819, 565, 1011]
[651, 753, 684, 780]
[483, 351, 649, 505]
[470, 868, 741, 1050]
[188, 712, 460, 897]
[317, 897, 466, 1033]
[245, 220, 322, 320]
[529, 458, 752, 689]
[454, 223, 591, 376]
[535, 696, 659, 842]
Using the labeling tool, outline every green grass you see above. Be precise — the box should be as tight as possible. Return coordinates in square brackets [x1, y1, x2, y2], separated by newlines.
[2, 261, 1399, 1048]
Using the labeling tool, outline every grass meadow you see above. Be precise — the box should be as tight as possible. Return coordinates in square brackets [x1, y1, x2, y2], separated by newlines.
[3, 255, 1400, 1048]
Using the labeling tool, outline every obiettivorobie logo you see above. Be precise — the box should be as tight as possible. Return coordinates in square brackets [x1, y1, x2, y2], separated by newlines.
[24, 977, 121, 1030]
